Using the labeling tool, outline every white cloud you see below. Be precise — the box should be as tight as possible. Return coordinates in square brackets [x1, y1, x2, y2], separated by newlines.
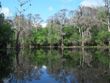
[80, 0, 104, 7]
[48, 7, 54, 11]
[0, 7, 12, 18]
[42, 23, 47, 28]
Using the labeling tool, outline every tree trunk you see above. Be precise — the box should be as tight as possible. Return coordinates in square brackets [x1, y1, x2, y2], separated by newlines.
[82, 31, 84, 46]
[21, 42, 25, 49]
[108, 25, 110, 46]
[106, 1, 110, 46]
[61, 37, 64, 48]
[79, 27, 81, 46]
[82, 42, 84, 46]
[21, 37, 25, 49]
[108, 16, 110, 46]
[16, 31, 20, 50]
[61, 24, 64, 48]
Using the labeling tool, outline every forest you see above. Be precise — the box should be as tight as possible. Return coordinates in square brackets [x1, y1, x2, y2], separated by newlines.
[0, 0, 110, 49]
[0, 1, 110, 82]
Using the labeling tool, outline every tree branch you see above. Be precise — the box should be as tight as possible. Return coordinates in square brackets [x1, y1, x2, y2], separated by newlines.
[22, 0, 30, 5]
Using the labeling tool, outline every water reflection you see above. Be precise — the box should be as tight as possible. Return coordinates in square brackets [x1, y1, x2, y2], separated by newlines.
[0, 50, 15, 83]
[0, 48, 110, 83]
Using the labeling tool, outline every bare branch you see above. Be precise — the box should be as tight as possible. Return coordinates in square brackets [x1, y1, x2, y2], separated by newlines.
[15, 7, 20, 13]
[22, 0, 30, 6]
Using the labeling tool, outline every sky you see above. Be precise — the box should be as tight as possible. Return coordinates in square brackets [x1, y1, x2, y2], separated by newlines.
[0, 0, 104, 25]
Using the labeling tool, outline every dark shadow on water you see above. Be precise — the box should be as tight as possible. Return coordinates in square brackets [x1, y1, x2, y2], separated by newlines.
[0, 49, 15, 83]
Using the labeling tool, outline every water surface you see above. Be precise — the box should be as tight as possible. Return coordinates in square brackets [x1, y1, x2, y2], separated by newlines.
[0, 48, 110, 83]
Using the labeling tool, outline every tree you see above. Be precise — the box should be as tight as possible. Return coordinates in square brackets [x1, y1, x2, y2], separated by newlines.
[104, 0, 110, 45]
[68, 10, 75, 26]
[64, 26, 81, 46]
[0, 14, 14, 48]
[14, 0, 31, 49]
[38, 28, 47, 45]
[46, 15, 62, 47]
[32, 14, 43, 28]
[96, 0, 110, 45]
[58, 9, 68, 48]
[74, 6, 98, 46]
[0, 2, 2, 8]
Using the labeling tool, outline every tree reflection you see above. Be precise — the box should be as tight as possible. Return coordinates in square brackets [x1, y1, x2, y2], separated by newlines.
[0, 50, 15, 83]
[1, 48, 110, 83]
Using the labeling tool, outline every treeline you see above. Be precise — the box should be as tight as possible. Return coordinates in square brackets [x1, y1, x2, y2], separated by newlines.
[14, 6, 110, 48]
[0, 1, 110, 48]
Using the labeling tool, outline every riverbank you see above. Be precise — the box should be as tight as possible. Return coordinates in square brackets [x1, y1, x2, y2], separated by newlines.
[6, 46, 110, 49]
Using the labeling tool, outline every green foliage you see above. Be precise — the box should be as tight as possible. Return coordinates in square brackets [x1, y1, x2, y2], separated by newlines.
[0, 14, 15, 48]
[47, 26, 61, 44]
[69, 33, 81, 42]
[36, 28, 48, 45]
[27, 28, 38, 46]
[27, 23, 110, 46]
[63, 26, 81, 45]
[95, 31, 110, 45]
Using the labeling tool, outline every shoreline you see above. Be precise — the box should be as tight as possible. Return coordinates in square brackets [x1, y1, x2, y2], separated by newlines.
[5, 46, 110, 49]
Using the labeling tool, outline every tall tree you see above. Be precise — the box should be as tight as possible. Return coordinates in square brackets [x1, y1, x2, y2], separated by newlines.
[0, 14, 14, 48]
[104, 0, 110, 45]
[15, 0, 31, 49]
[59, 9, 68, 48]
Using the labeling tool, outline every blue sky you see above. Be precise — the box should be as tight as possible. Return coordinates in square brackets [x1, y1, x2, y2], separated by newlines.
[0, 0, 104, 23]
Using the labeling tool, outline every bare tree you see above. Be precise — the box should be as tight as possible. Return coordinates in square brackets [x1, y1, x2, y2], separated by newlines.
[46, 16, 54, 48]
[68, 10, 75, 26]
[74, 6, 98, 46]
[59, 9, 68, 48]
[32, 14, 43, 29]
[15, 0, 31, 49]
[104, 0, 110, 45]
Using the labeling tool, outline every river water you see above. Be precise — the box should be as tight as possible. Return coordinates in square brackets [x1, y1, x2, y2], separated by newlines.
[0, 48, 110, 83]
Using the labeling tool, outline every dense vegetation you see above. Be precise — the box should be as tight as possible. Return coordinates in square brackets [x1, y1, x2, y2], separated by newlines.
[0, 13, 14, 48]
[0, 1, 110, 48]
